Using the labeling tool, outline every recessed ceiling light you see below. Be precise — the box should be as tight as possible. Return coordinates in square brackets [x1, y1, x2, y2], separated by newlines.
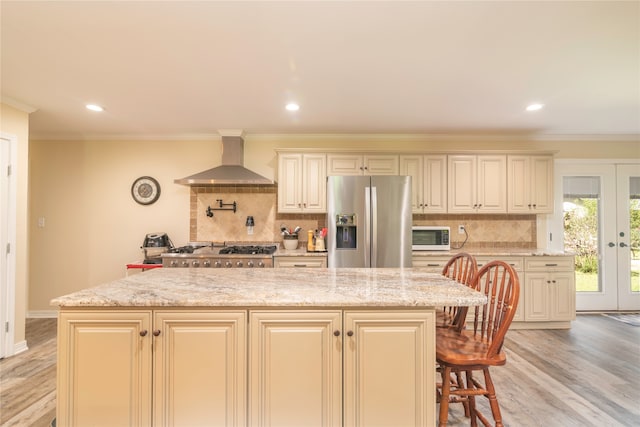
[285, 103, 300, 112]
[86, 104, 104, 112]
[526, 103, 544, 112]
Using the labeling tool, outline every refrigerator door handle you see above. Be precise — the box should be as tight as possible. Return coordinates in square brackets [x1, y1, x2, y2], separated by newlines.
[370, 186, 377, 267]
[365, 186, 372, 268]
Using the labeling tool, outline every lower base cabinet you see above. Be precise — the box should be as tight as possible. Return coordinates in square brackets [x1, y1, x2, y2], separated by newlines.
[412, 254, 575, 329]
[58, 309, 435, 427]
[57, 310, 246, 427]
[250, 310, 435, 427]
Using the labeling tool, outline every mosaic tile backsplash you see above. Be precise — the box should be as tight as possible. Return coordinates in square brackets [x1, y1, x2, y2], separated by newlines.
[190, 185, 537, 249]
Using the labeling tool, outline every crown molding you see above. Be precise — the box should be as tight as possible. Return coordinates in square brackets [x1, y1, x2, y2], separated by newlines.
[1, 96, 38, 113]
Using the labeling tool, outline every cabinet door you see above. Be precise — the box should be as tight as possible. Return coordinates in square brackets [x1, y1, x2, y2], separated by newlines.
[249, 311, 342, 427]
[447, 155, 476, 213]
[277, 154, 302, 212]
[508, 155, 553, 213]
[57, 311, 152, 427]
[153, 311, 246, 427]
[273, 256, 328, 268]
[399, 155, 423, 212]
[549, 272, 576, 321]
[364, 154, 399, 175]
[423, 155, 447, 213]
[524, 273, 551, 321]
[344, 310, 435, 427]
[530, 155, 554, 213]
[411, 256, 450, 272]
[302, 154, 327, 213]
[507, 155, 531, 213]
[477, 155, 507, 212]
[327, 154, 363, 175]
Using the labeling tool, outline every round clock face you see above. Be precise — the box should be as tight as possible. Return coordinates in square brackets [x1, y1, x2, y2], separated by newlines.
[131, 176, 161, 205]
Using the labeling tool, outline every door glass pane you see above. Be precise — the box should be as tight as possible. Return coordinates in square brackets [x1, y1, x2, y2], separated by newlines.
[563, 176, 601, 292]
[629, 176, 640, 293]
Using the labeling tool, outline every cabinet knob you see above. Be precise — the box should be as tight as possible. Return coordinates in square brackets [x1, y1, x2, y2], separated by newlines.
[608, 242, 615, 247]
[620, 242, 628, 248]
[139, 330, 148, 337]
[347, 330, 354, 337]
[333, 330, 340, 337]
[153, 330, 161, 336]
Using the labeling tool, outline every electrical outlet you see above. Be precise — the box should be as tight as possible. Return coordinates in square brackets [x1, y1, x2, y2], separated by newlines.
[458, 225, 465, 234]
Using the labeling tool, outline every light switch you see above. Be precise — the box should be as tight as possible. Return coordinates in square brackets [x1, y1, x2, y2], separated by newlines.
[38, 217, 45, 228]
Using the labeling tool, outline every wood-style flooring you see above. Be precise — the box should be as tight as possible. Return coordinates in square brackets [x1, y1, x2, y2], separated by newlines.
[1, 315, 638, 426]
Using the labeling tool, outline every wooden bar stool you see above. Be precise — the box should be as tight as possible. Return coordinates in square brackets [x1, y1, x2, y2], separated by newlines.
[436, 260, 520, 427]
[437, 252, 478, 332]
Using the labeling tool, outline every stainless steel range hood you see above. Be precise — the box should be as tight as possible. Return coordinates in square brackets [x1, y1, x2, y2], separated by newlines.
[175, 133, 273, 185]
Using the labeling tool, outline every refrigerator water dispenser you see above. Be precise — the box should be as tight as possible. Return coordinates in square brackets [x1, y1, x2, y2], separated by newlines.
[335, 214, 357, 249]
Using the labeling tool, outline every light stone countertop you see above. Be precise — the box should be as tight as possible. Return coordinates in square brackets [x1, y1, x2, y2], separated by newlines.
[273, 248, 574, 258]
[51, 268, 486, 308]
[412, 250, 574, 257]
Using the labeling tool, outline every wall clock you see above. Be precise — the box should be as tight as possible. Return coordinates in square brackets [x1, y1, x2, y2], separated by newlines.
[131, 176, 161, 205]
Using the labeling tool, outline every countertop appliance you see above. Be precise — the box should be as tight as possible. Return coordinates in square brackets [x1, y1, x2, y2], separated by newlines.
[162, 244, 277, 268]
[412, 226, 451, 251]
[141, 233, 174, 264]
[327, 175, 412, 268]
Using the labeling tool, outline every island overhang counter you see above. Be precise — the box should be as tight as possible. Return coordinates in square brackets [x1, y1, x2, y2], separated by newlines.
[52, 268, 485, 427]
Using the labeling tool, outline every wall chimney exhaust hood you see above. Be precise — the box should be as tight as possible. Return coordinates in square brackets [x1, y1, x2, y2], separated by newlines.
[174, 131, 273, 185]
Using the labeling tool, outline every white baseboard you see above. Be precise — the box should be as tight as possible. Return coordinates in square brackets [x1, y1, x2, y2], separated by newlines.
[12, 340, 28, 356]
[28, 310, 58, 318]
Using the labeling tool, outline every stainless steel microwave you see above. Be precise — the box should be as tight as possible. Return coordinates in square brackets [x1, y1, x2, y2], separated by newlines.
[412, 226, 450, 251]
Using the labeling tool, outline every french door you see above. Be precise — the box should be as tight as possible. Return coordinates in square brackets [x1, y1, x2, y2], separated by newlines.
[552, 162, 639, 311]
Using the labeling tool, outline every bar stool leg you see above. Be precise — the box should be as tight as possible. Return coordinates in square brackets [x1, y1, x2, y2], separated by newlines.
[438, 365, 452, 427]
[483, 368, 504, 427]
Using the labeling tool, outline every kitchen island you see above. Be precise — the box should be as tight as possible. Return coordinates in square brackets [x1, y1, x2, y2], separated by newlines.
[52, 268, 485, 427]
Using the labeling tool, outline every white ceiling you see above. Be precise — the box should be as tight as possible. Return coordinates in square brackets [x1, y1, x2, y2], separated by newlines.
[2, 1, 639, 140]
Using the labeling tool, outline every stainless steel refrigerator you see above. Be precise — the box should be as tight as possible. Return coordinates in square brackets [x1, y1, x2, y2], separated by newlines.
[327, 175, 412, 268]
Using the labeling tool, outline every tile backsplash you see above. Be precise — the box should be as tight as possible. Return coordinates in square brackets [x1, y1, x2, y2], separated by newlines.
[191, 185, 537, 249]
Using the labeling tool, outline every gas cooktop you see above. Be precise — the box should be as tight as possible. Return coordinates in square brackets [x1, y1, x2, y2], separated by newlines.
[218, 245, 277, 255]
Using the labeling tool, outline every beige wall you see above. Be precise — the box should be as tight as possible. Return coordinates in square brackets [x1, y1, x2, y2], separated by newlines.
[28, 134, 639, 313]
[1, 104, 30, 347]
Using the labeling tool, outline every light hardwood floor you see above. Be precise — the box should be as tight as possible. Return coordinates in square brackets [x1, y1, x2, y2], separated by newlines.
[1, 315, 638, 426]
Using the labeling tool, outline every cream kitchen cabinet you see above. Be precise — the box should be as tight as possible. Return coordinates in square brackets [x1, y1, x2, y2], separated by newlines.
[273, 255, 328, 267]
[412, 253, 575, 328]
[57, 310, 152, 427]
[249, 309, 435, 427]
[399, 154, 447, 213]
[57, 310, 247, 427]
[476, 256, 525, 322]
[278, 153, 326, 213]
[411, 255, 450, 271]
[507, 155, 554, 214]
[447, 154, 507, 213]
[327, 153, 399, 176]
[524, 257, 576, 323]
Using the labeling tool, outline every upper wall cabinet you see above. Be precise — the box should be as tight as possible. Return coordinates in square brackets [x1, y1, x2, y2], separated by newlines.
[327, 154, 398, 176]
[507, 155, 554, 214]
[399, 155, 447, 213]
[278, 153, 327, 213]
[448, 154, 507, 213]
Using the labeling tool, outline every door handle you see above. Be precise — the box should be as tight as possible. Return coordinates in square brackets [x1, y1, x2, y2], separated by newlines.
[608, 242, 615, 247]
[619, 242, 628, 248]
